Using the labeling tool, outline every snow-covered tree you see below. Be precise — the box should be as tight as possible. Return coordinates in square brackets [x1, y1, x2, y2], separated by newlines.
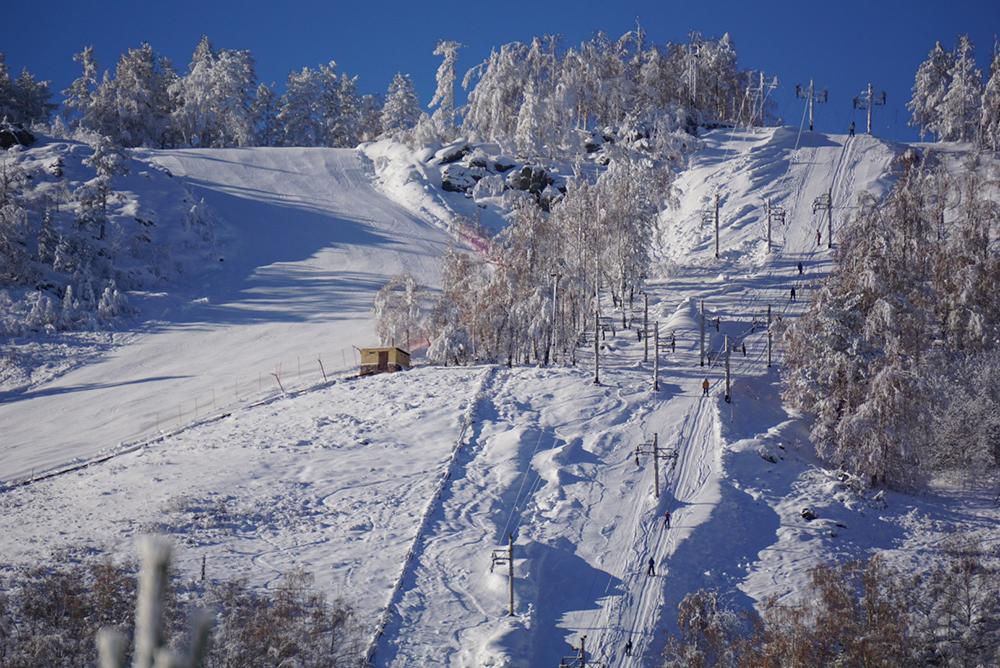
[77, 135, 129, 240]
[0, 53, 54, 125]
[380, 73, 420, 137]
[939, 35, 983, 142]
[980, 42, 1000, 152]
[169, 36, 257, 147]
[251, 82, 279, 146]
[908, 41, 954, 140]
[373, 273, 423, 347]
[85, 43, 175, 147]
[429, 40, 462, 134]
[63, 46, 100, 128]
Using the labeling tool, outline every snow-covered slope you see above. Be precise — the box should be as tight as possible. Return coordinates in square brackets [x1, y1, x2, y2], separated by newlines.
[4, 127, 997, 667]
[0, 146, 453, 481]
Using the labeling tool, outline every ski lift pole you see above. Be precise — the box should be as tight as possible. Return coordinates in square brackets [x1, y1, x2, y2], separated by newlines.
[653, 322, 660, 391]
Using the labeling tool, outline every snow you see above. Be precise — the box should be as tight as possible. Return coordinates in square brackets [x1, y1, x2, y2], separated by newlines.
[3, 126, 999, 666]
[0, 145, 454, 481]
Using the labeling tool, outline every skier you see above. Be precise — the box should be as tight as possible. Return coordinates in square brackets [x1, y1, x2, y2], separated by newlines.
[702, 378, 710, 396]
[624, 636, 633, 657]
[849, 120, 856, 137]
[741, 342, 747, 357]
[670, 332, 676, 353]
[715, 316, 720, 332]
[816, 229, 822, 246]
[797, 261, 803, 275]
[790, 286, 797, 301]
[664, 510, 671, 529]
[647, 557, 656, 576]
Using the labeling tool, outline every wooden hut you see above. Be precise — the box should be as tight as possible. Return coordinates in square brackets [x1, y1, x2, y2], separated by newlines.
[359, 347, 411, 376]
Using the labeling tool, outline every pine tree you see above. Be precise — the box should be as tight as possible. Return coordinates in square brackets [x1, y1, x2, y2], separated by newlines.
[980, 42, 1000, 152]
[429, 40, 462, 134]
[63, 46, 100, 129]
[908, 41, 954, 140]
[940, 35, 983, 142]
[251, 82, 279, 146]
[380, 73, 420, 137]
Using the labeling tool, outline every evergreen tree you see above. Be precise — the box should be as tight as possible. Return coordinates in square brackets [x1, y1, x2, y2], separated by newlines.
[380, 73, 420, 137]
[429, 40, 462, 133]
[940, 35, 983, 142]
[980, 42, 1000, 152]
[908, 41, 954, 140]
[251, 82, 279, 146]
[63, 46, 100, 129]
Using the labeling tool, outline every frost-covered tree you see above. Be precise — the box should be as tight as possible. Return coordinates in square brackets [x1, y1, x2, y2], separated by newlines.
[980, 42, 1000, 152]
[908, 41, 954, 140]
[276, 61, 361, 147]
[63, 46, 100, 128]
[373, 273, 423, 347]
[380, 73, 420, 137]
[939, 35, 983, 142]
[0, 53, 54, 125]
[77, 135, 129, 240]
[251, 81, 279, 146]
[169, 36, 257, 147]
[429, 40, 462, 133]
[84, 43, 175, 147]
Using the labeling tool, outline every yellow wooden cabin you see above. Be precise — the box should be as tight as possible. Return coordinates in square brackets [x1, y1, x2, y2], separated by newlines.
[359, 346, 411, 376]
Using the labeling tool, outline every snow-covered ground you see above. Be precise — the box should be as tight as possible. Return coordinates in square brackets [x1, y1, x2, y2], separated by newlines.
[1, 145, 453, 481]
[3, 126, 999, 667]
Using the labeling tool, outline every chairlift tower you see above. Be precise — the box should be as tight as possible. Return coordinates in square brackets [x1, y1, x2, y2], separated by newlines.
[853, 83, 886, 135]
[795, 79, 828, 131]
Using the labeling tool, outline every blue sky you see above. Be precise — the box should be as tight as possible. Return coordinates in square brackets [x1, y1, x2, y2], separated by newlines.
[6, 0, 999, 140]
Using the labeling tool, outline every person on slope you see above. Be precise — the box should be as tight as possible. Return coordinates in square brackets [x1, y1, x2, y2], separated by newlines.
[790, 287, 797, 302]
[702, 378, 710, 396]
[797, 261, 804, 275]
[741, 342, 747, 357]
[816, 229, 822, 246]
[624, 636, 634, 657]
[849, 120, 856, 137]
[670, 332, 676, 353]
[647, 557, 656, 576]
[664, 510, 672, 529]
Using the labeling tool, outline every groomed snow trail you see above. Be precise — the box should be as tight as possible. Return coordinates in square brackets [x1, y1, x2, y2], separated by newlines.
[0, 147, 453, 481]
[372, 127, 900, 667]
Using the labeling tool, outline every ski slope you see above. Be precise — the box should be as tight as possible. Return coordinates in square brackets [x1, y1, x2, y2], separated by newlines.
[0, 146, 453, 481]
[6, 127, 994, 668]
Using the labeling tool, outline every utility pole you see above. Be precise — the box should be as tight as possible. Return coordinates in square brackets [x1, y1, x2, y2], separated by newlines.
[700, 300, 706, 367]
[724, 334, 732, 403]
[714, 193, 721, 259]
[653, 322, 660, 391]
[812, 190, 833, 248]
[796, 79, 828, 131]
[635, 433, 661, 498]
[490, 533, 515, 616]
[643, 292, 649, 363]
[853, 83, 886, 135]
[765, 201, 785, 253]
[550, 273, 560, 364]
[593, 306, 600, 385]
[767, 304, 772, 368]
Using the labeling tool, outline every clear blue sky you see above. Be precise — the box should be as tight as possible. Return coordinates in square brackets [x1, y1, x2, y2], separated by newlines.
[6, 0, 999, 141]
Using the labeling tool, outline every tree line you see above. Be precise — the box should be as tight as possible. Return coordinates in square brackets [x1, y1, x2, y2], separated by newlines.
[908, 34, 1000, 149]
[2, 27, 767, 154]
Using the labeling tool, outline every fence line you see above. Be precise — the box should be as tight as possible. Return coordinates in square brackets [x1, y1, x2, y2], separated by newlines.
[3, 345, 366, 490]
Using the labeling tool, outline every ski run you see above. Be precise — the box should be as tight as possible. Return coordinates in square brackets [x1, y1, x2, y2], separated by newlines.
[3, 126, 1000, 666]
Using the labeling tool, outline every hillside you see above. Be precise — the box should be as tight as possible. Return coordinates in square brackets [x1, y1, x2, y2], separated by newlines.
[2, 127, 998, 667]
[0, 145, 453, 481]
